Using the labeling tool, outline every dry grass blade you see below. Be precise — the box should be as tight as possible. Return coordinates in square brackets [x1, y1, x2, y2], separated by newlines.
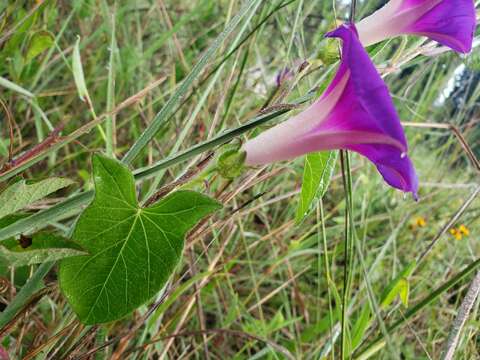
[441, 270, 480, 360]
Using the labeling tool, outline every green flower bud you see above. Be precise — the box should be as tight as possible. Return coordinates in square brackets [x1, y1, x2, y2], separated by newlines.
[318, 38, 340, 66]
[217, 149, 246, 180]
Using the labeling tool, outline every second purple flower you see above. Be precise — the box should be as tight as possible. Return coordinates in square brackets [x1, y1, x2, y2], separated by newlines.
[356, 0, 476, 53]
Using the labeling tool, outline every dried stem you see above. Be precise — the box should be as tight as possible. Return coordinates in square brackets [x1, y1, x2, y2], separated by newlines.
[0, 285, 56, 339]
[402, 122, 480, 173]
[187, 248, 210, 360]
[441, 270, 480, 360]
[6, 123, 64, 168]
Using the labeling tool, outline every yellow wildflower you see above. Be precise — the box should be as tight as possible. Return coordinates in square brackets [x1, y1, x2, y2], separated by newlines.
[415, 217, 426, 227]
[449, 228, 462, 241]
[458, 224, 470, 236]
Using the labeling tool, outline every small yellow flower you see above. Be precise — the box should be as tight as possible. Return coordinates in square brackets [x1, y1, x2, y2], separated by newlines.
[449, 228, 462, 241]
[415, 217, 426, 227]
[458, 224, 470, 236]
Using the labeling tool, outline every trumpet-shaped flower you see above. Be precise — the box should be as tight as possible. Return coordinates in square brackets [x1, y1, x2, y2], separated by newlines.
[356, 0, 476, 53]
[243, 24, 418, 198]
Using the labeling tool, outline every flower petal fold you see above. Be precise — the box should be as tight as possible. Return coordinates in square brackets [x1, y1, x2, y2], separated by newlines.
[357, 0, 476, 53]
[243, 24, 418, 198]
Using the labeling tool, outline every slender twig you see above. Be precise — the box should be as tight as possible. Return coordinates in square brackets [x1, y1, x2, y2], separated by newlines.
[402, 122, 480, 173]
[5, 123, 64, 168]
[62, 325, 100, 359]
[416, 186, 480, 265]
[157, 0, 189, 71]
[441, 270, 480, 360]
[143, 152, 214, 206]
[258, 102, 300, 115]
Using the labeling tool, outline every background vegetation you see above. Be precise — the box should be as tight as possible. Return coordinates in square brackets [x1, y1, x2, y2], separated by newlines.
[0, 0, 479, 358]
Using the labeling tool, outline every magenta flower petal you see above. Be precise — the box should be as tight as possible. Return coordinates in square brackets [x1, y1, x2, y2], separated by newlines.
[243, 24, 418, 197]
[357, 0, 476, 53]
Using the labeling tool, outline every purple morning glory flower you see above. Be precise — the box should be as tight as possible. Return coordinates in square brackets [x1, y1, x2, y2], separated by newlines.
[356, 0, 476, 53]
[243, 24, 418, 198]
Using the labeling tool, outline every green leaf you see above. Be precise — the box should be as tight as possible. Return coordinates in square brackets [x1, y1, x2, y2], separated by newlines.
[25, 31, 54, 62]
[0, 232, 86, 267]
[351, 305, 371, 350]
[59, 155, 221, 324]
[72, 36, 89, 101]
[399, 278, 410, 307]
[380, 261, 416, 309]
[295, 151, 338, 223]
[301, 313, 336, 343]
[0, 178, 74, 220]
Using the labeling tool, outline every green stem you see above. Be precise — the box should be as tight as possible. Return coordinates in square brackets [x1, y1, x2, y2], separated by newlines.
[0, 92, 314, 242]
[340, 150, 354, 359]
[133, 99, 308, 181]
[339, 0, 358, 353]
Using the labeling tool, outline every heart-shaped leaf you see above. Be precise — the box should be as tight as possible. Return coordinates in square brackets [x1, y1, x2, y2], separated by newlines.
[59, 155, 221, 324]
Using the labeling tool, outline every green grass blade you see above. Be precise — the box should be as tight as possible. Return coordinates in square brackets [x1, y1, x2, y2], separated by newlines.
[0, 76, 35, 98]
[105, 12, 117, 158]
